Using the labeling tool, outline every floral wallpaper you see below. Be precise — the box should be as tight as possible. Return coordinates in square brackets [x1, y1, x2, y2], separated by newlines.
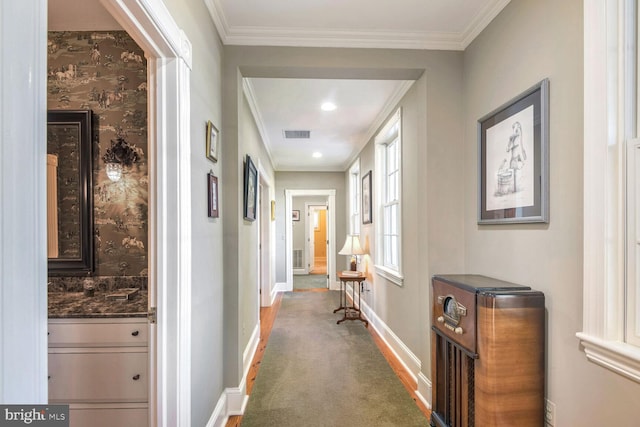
[47, 31, 148, 277]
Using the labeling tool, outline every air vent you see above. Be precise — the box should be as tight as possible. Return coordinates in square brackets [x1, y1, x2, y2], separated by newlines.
[283, 130, 311, 139]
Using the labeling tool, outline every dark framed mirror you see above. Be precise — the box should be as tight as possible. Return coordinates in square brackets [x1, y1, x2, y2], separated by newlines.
[47, 110, 94, 275]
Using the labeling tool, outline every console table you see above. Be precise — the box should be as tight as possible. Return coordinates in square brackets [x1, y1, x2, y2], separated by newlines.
[334, 272, 368, 326]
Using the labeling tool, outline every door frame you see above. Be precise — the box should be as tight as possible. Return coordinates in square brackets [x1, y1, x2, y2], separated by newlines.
[305, 204, 328, 276]
[285, 189, 336, 291]
[87, 1, 194, 425]
[257, 161, 274, 307]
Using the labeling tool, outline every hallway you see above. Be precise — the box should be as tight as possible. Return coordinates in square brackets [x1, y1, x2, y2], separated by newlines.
[225, 291, 430, 426]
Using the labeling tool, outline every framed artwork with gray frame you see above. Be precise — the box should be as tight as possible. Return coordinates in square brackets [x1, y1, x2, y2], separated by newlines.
[478, 78, 549, 224]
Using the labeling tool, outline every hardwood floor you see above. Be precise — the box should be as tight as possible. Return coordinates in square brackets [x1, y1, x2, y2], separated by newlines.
[309, 257, 327, 275]
[225, 290, 431, 426]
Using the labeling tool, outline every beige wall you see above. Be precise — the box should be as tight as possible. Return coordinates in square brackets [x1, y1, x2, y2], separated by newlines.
[463, 0, 640, 425]
[353, 70, 465, 374]
[158, 0, 224, 424]
[223, 46, 465, 388]
[239, 91, 276, 359]
[274, 172, 347, 281]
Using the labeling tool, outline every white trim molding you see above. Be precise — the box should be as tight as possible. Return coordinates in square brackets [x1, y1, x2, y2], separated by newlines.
[285, 189, 337, 290]
[204, 0, 511, 51]
[578, 0, 640, 384]
[577, 333, 640, 382]
[0, 0, 48, 403]
[100, 0, 194, 424]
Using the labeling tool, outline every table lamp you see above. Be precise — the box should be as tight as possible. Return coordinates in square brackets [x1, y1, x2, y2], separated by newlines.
[338, 235, 364, 271]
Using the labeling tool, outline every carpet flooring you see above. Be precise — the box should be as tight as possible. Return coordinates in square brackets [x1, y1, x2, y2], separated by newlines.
[293, 274, 328, 290]
[240, 291, 429, 426]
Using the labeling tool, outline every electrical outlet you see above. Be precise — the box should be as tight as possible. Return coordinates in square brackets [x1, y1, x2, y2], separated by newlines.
[545, 399, 556, 426]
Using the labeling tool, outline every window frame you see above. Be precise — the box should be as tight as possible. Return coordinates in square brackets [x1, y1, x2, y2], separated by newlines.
[374, 109, 403, 286]
[578, 0, 640, 383]
[348, 159, 361, 236]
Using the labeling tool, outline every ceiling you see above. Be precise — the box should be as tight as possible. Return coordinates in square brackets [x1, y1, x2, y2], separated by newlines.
[49, 0, 512, 172]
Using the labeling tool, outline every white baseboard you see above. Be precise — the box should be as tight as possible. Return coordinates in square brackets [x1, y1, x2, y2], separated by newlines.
[205, 384, 249, 427]
[244, 323, 260, 376]
[347, 285, 422, 382]
[225, 385, 249, 416]
[293, 268, 306, 275]
[273, 282, 288, 300]
[205, 319, 261, 426]
[416, 371, 432, 410]
[205, 392, 229, 427]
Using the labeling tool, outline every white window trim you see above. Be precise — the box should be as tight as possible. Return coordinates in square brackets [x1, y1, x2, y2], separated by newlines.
[578, 0, 640, 384]
[348, 159, 361, 236]
[374, 108, 403, 286]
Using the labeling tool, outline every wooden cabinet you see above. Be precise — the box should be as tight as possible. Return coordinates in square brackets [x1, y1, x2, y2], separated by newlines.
[48, 318, 149, 427]
[430, 275, 545, 427]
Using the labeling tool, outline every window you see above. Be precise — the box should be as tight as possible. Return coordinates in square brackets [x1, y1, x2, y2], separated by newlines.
[348, 160, 360, 235]
[375, 109, 403, 285]
[578, 0, 640, 383]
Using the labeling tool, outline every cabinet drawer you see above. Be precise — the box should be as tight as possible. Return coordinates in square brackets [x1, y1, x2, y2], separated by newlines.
[70, 408, 147, 427]
[49, 350, 148, 402]
[48, 320, 148, 347]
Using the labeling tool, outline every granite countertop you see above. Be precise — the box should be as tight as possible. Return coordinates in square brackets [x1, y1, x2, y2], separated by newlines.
[48, 290, 148, 318]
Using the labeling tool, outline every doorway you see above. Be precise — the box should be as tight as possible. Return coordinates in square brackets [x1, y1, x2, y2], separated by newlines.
[307, 204, 327, 275]
[285, 189, 336, 291]
[47, 0, 193, 425]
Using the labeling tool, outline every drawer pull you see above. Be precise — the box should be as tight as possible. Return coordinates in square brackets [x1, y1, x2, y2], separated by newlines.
[132, 374, 140, 381]
[454, 327, 463, 335]
[131, 330, 139, 337]
[437, 316, 444, 324]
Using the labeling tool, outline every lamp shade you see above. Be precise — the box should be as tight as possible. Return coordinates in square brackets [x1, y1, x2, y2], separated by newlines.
[338, 235, 364, 255]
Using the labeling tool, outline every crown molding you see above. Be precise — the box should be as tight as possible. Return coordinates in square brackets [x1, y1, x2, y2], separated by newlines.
[242, 79, 278, 170]
[460, 0, 511, 48]
[222, 27, 464, 51]
[206, 0, 511, 51]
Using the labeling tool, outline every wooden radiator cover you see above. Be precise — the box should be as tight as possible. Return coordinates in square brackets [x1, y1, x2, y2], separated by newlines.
[430, 274, 545, 427]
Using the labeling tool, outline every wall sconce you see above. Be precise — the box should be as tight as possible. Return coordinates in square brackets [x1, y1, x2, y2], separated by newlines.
[102, 136, 139, 182]
[338, 234, 365, 271]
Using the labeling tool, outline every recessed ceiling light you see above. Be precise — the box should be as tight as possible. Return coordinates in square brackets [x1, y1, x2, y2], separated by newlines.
[312, 152, 323, 158]
[321, 102, 336, 111]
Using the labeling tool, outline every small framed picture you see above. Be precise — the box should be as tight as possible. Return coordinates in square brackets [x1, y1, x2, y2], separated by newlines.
[362, 170, 372, 224]
[478, 79, 549, 224]
[208, 172, 219, 218]
[271, 200, 276, 221]
[206, 120, 219, 163]
[292, 210, 300, 221]
[243, 155, 257, 221]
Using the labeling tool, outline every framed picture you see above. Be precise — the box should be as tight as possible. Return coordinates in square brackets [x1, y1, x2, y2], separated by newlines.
[207, 172, 219, 218]
[292, 210, 300, 221]
[362, 170, 372, 224]
[206, 120, 219, 162]
[271, 200, 276, 221]
[243, 155, 257, 221]
[478, 78, 549, 224]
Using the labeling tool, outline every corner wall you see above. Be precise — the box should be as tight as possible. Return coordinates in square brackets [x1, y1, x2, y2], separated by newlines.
[462, 0, 640, 425]
[157, 0, 225, 425]
[222, 46, 465, 396]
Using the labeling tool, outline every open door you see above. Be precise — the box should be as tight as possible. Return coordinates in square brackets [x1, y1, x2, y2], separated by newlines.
[307, 205, 327, 276]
